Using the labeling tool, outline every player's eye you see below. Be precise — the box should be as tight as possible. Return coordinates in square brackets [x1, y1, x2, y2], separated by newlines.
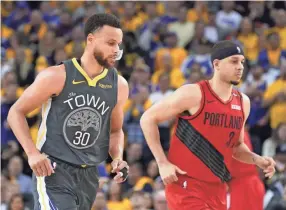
[107, 42, 116, 46]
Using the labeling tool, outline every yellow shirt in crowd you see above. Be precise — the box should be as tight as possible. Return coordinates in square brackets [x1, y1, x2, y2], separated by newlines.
[264, 79, 286, 129]
[151, 68, 185, 89]
[237, 33, 259, 62]
[155, 48, 188, 71]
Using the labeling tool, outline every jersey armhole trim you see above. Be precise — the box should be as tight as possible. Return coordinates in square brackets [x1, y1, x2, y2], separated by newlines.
[237, 90, 245, 123]
[113, 69, 118, 108]
[179, 83, 205, 120]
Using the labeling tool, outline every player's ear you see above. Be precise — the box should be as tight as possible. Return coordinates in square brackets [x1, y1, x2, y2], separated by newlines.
[213, 59, 220, 70]
[87, 34, 94, 45]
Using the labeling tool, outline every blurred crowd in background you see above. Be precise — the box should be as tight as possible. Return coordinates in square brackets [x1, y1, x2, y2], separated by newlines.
[1, 1, 286, 210]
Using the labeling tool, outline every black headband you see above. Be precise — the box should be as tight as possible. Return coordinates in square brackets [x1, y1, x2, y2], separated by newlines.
[211, 45, 244, 64]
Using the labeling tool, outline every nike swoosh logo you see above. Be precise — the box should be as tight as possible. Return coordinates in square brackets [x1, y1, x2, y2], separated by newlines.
[72, 80, 86, 85]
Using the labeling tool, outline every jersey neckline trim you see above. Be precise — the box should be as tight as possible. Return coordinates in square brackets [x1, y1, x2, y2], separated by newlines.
[205, 80, 233, 105]
[71, 58, 108, 87]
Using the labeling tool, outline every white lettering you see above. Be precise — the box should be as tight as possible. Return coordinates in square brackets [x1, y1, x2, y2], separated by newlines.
[63, 98, 74, 109]
[97, 101, 110, 115]
[75, 95, 85, 107]
[65, 94, 110, 115]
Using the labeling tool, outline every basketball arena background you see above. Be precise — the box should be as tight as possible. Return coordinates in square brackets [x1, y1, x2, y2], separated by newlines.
[1, 1, 286, 209]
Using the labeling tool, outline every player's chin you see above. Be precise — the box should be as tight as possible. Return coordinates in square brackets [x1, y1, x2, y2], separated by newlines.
[107, 59, 116, 67]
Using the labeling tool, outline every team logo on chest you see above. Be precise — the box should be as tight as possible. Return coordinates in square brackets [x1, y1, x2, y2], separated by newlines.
[62, 94, 109, 149]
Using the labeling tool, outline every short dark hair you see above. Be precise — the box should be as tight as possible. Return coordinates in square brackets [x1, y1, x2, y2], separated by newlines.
[84, 13, 121, 37]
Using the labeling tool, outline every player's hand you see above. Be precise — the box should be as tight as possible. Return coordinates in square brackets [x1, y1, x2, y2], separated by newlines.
[158, 161, 187, 185]
[28, 152, 55, 177]
[111, 159, 129, 183]
[255, 156, 276, 179]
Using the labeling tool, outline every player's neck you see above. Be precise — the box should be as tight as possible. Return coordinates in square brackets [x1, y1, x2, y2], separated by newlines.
[80, 53, 104, 79]
[209, 78, 233, 101]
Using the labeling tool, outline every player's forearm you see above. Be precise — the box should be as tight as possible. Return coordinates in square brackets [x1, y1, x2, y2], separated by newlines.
[109, 129, 124, 160]
[7, 108, 39, 156]
[232, 142, 260, 164]
[140, 114, 168, 164]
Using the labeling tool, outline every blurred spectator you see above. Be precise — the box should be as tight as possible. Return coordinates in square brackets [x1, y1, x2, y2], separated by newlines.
[158, 2, 180, 25]
[267, 9, 286, 50]
[186, 64, 205, 84]
[1, 24, 15, 50]
[237, 17, 259, 63]
[92, 191, 108, 210]
[152, 52, 185, 89]
[147, 160, 159, 181]
[155, 32, 187, 71]
[143, 192, 153, 210]
[1, 182, 21, 210]
[1, 73, 18, 148]
[54, 49, 68, 65]
[11, 47, 35, 87]
[129, 64, 155, 97]
[262, 123, 286, 159]
[55, 11, 73, 41]
[187, 2, 209, 23]
[181, 43, 213, 78]
[6, 194, 28, 210]
[216, 2, 242, 39]
[240, 65, 270, 143]
[248, 1, 275, 29]
[129, 191, 147, 210]
[121, 2, 144, 32]
[204, 11, 219, 44]
[39, 1, 60, 29]
[5, 34, 33, 64]
[34, 31, 56, 70]
[22, 10, 48, 45]
[5, 156, 33, 194]
[168, 7, 195, 48]
[126, 143, 143, 164]
[263, 61, 286, 129]
[124, 86, 151, 144]
[273, 123, 286, 166]
[258, 32, 286, 70]
[122, 162, 153, 194]
[106, 180, 132, 210]
[64, 26, 85, 58]
[149, 73, 175, 150]
[4, 2, 30, 31]
[153, 190, 168, 210]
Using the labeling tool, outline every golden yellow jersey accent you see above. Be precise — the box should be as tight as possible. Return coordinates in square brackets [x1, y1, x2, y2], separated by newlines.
[71, 58, 108, 87]
[72, 80, 86, 85]
[98, 83, 112, 89]
[81, 164, 87, 168]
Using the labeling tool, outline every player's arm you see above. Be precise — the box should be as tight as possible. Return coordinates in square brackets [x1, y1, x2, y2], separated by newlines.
[140, 84, 201, 184]
[232, 93, 276, 178]
[7, 66, 65, 176]
[109, 75, 129, 182]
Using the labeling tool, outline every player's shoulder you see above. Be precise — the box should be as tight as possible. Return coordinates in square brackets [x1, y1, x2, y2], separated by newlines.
[35, 64, 66, 94]
[117, 74, 128, 88]
[36, 64, 66, 80]
[176, 83, 202, 99]
[117, 75, 129, 103]
[235, 89, 250, 105]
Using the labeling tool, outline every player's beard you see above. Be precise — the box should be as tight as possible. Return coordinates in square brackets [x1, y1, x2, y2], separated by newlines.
[230, 80, 240, 86]
[93, 48, 111, 68]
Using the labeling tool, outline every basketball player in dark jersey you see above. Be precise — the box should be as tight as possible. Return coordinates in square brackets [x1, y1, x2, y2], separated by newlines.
[8, 14, 129, 210]
[140, 41, 276, 210]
